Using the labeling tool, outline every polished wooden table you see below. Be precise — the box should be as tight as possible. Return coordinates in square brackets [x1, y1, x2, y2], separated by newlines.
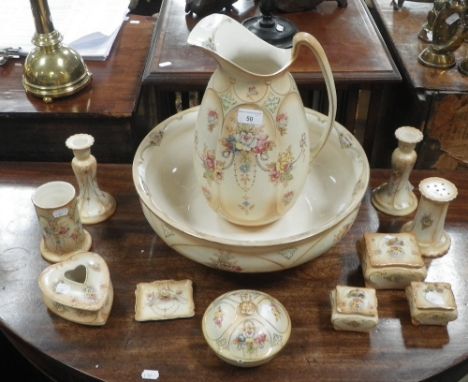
[142, 0, 401, 163]
[0, 15, 154, 163]
[1, 163, 467, 381]
[371, 0, 468, 170]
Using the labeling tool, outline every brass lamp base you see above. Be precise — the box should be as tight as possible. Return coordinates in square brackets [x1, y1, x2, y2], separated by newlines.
[23, 30, 92, 103]
[417, 46, 456, 69]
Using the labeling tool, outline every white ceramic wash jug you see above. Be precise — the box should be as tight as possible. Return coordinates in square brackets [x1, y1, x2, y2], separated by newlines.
[188, 14, 337, 226]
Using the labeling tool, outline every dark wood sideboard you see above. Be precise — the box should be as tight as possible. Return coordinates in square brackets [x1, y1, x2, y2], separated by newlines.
[370, 0, 468, 170]
[142, 0, 401, 165]
[0, 15, 155, 163]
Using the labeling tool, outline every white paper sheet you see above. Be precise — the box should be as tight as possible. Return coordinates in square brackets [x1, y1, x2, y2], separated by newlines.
[0, 0, 130, 60]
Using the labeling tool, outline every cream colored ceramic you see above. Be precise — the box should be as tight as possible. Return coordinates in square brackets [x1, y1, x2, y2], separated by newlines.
[134, 279, 195, 321]
[32, 181, 92, 263]
[38, 252, 113, 326]
[133, 107, 369, 273]
[66, 133, 116, 224]
[330, 285, 378, 332]
[405, 281, 458, 326]
[359, 232, 427, 289]
[401, 177, 457, 257]
[372, 126, 423, 216]
[202, 289, 291, 367]
[188, 14, 336, 226]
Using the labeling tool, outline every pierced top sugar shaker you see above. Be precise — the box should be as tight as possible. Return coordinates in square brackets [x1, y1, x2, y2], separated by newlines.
[372, 126, 423, 216]
[66, 134, 116, 224]
[401, 177, 457, 257]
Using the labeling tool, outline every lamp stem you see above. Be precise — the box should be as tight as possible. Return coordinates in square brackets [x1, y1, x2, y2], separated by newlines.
[29, 0, 55, 34]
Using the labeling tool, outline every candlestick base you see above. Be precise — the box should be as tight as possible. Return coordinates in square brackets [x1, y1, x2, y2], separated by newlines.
[372, 183, 418, 216]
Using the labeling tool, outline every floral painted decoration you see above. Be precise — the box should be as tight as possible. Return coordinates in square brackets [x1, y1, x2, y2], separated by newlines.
[233, 319, 268, 354]
[201, 147, 224, 184]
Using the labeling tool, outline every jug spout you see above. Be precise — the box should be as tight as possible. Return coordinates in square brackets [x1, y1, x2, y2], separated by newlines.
[187, 14, 293, 79]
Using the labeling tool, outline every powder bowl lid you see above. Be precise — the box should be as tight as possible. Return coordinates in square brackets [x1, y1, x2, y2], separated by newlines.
[202, 289, 291, 367]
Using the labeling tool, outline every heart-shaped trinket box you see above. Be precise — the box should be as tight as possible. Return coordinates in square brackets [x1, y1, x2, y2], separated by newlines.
[38, 252, 113, 325]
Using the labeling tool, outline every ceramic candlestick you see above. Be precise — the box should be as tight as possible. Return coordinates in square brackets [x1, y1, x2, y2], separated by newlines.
[66, 134, 116, 224]
[401, 177, 457, 257]
[372, 126, 423, 216]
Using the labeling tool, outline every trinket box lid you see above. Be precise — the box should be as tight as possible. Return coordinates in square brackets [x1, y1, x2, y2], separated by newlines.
[202, 289, 291, 367]
[134, 279, 195, 321]
[409, 282, 456, 311]
[419, 177, 458, 203]
[38, 252, 111, 311]
[334, 285, 378, 317]
[363, 233, 425, 269]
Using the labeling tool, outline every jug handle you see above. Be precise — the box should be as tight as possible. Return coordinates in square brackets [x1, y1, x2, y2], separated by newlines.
[292, 32, 337, 166]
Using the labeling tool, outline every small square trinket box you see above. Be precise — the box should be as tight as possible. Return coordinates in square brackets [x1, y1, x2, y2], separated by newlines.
[135, 279, 195, 321]
[330, 285, 378, 332]
[405, 281, 458, 326]
[359, 232, 427, 289]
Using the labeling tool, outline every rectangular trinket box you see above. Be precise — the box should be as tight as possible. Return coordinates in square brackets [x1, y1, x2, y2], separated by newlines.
[330, 285, 378, 332]
[135, 279, 195, 321]
[406, 281, 458, 326]
[359, 232, 427, 289]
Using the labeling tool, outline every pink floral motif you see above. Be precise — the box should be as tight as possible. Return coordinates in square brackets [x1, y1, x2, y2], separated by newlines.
[346, 289, 367, 313]
[207, 110, 219, 132]
[70, 231, 80, 241]
[220, 123, 275, 192]
[201, 148, 224, 183]
[222, 124, 274, 155]
[214, 306, 223, 328]
[233, 320, 268, 354]
[385, 236, 405, 257]
[276, 113, 288, 136]
[56, 225, 70, 235]
[39, 208, 83, 253]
